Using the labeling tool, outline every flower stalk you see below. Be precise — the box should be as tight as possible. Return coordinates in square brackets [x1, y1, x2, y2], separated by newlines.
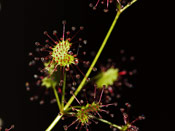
[52, 85, 62, 111]
[45, 0, 137, 130]
[46, 10, 121, 131]
[61, 72, 66, 109]
[64, 10, 121, 111]
[46, 113, 63, 131]
[90, 115, 122, 130]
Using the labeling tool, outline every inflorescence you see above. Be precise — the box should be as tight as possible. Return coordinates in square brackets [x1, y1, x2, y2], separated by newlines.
[25, 0, 144, 130]
[89, 0, 133, 12]
[119, 103, 145, 131]
[26, 21, 89, 104]
[63, 86, 117, 131]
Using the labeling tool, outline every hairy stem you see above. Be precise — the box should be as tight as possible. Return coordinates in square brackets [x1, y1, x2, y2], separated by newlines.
[61, 72, 66, 108]
[90, 115, 122, 130]
[52, 85, 62, 111]
[45, 1, 137, 130]
[120, 0, 137, 13]
[64, 10, 121, 111]
[46, 10, 121, 131]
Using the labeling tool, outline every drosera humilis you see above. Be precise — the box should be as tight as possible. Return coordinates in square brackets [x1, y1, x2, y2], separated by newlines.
[63, 85, 118, 131]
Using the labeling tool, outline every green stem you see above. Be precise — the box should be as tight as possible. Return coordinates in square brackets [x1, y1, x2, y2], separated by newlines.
[45, 113, 63, 131]
[91, 116, 122, 130]
[45, 10, 121, 131]
[61, 72, 66, 108]
[120, 0, 137, 12]
[52, 85, 62, 111]
[45, 1, 137, 130]
[64, 10, 121, 111]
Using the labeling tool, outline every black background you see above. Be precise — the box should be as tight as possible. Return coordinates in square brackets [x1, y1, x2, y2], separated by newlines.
[0, 0, 173, 131]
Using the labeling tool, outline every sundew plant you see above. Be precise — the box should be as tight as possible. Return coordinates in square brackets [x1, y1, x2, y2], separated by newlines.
[25, 0, 145, 131]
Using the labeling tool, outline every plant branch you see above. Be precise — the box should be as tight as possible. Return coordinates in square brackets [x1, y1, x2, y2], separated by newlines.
[120, 0, 137, 12]
[61, 72, 66, 108]
[45, 1, 137, 130]
[64, 10, 121, 111]
[90, 115, 122, 130]
[52, 85, 62, 111]
[45, 113, 63, 131]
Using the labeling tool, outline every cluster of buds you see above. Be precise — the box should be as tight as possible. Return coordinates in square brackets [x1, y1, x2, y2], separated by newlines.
[26, 0, 144, 130]
[26, 21, 89, 104]
[89, 0, 132, 12]
[63, 86, 117, 130]
[119, 103, 145, 131]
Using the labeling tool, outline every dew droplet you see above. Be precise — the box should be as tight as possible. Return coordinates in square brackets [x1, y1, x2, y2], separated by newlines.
[41, 57, 45, 62]
[76, 74, 80, 79]
[104, 9, 109, 13]
[28, 52, 33, 56]
[83, 51, 86, 55]
[130, 56, 135, 61]
[72, 81, 77, 86]
[83, 40, 87, 45]
[34, 57, 40, 61]
[80, 26, 84, 30]
[26, 87, 30, 91]
[110, 114, 114, 118]
[71, 26, 76, 31]
[80, 100, 84, 104]
[43, 31, 48, 35]
[93, 67, 97, 71]
[86, 78, 90, 82]
[65, 67, 70, 71]
[53, 30, 57, 35]
[63, 125, 68, 130]
[89, 3, 93, 8]
[33, 74, 38, 79]
[125, 103, 131, 108]
[71, 87, 76, 91]
[39, 100, 44, 105]
[62, 20, 66, 25]
[30, 97, 34, 101]
[93, 7, 97, 10]
[120, 108, 125, 112]
[35, 42, 40, 46]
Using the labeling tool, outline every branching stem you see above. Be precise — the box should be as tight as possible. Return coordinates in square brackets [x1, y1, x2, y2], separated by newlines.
[46, 113, 63, 131]
[45, 1, 137, 130]
[90, 115, 122, 130]
[52, 85, 62, 111]
[64, 10, 121, 111]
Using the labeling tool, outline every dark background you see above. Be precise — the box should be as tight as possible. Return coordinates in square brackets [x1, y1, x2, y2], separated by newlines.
[0, 0, 173, 131]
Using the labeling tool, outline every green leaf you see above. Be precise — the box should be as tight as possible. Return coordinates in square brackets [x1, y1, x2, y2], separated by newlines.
[95, 68, 119, 88]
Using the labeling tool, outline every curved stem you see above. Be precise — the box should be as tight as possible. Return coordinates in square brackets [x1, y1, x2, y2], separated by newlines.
[64, 11, 121, 111]
[45, 11, 121, 131]
[52, 85, 62, 111]
[45, 1, 137, 130]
